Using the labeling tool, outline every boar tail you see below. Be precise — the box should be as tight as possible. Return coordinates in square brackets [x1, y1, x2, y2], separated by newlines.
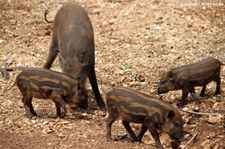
[3, 67, 29, 72]
[44, 9, 54, 23]
[4, 79, 17, 94]
[0, 68, 10, 80]
[99, 79, 108, 105]
[98, 78, 114, 108]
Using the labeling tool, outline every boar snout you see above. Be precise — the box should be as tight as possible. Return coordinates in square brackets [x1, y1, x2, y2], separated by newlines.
[157, 88, 167, 94]
[157, 88, 162, 94]
[172, 131, 184, 142]
[178, 134, 184, 142]
[170, 134, 184, 149]
[76, 92, 88, 109]
[70, 100, 88, 109]
[79, 100, 88, 109]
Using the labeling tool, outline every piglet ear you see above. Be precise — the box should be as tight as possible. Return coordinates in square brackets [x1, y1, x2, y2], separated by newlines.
[167, 110, 175, 119]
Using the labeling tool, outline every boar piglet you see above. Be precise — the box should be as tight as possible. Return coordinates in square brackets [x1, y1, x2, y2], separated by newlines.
[158, 57, 221, 106]
[106, 87, 184, 149]
[43, 2, 105, 110]
[8, 68, 88, 118]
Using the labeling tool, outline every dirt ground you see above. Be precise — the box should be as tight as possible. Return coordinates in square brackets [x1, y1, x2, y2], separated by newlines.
[0, 0, 225, 148]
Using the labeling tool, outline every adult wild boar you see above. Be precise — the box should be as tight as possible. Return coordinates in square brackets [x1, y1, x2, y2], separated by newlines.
[157, 57, 222, 106]
[43, 3, 105, 109]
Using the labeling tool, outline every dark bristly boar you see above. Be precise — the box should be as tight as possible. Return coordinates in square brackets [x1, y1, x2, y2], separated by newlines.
[157, 57, 222, 106]
[43, 3, 105, 110]
[6, 68, 88, 118]
[106, 87, 184, 149]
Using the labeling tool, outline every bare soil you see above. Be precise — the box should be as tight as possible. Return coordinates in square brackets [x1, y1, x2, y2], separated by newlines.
[0, 0, 224, 148]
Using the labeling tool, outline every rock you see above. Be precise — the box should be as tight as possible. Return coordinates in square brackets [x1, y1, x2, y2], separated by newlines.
[47, 128, 54, 134]
[207, 115, 222, 124]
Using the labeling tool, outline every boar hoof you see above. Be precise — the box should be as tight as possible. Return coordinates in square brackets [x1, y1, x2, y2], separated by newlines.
[117, 134, 128, 141]
[26, 113, 37, 119]
[112, 136, 121, 141]
[57, 112, 66, 118]
[59, 109, 67, 118]
[155, 143, 164, 149]
[130, 136, 138, 142]
[200, 92, 204, 97]
[215, 90, 221, 95]
[106, 136, 113, 141]
[108, 135, 127, 141]
[60, 113, 66, 118]
[171, 140, 180, 149]
[100, 107, 107, 112]
[177, 101, 186, 107]
[137, 137, 142, 142]
[195, 100, 200, 104]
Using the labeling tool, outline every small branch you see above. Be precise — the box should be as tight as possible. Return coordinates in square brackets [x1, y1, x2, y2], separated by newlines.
[181, 133, 198, 149]
[180, 109, 224, 116]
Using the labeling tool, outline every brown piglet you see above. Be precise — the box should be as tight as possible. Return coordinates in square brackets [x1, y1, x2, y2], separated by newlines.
[6, 68, 88, 118]
[158, 57, 222, 106]
[106, 87, 184, 149]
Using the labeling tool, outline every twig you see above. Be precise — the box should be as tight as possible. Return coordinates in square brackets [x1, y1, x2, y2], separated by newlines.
[181, 133, 198, 149]
[180, 109, 224, 116]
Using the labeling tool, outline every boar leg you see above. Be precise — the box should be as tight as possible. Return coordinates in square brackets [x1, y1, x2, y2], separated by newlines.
[200, 85, 206, 97]
[190, 88, 200, 104]
[215, 75, 221, 95]
[51, 91, 66, 118]
[106, 109, 119, 140]
[88, 68, 106, 110]
[22, 95, 37, 118]
[147, 122, 164, 149]
[137, 125, 148, 142]
[122, 120, 138, 141]
[55, 103, 61, 117]
[19, 85, 37, 118]
[43, 38, 58, 69]
[180, 88, 189, 106]
[53, 98, 67, 118]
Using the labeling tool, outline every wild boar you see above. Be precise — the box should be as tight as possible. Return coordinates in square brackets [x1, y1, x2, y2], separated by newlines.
[106, 87, 184, 149]
[6, 68, 88, 118]
[43, 3, 105, 110]
[157, 57, 222, 106]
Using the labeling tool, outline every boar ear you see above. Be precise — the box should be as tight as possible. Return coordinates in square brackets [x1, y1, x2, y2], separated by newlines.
[58, 53, 65, 63]
[77, 81, 86, 91]
[77, 81, 82, 91]
[79, 51, 89, 65]
[167, 110, 175, 119]
[168, 71, 174, 81]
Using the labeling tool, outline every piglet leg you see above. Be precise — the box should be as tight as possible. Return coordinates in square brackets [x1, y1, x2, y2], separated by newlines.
[122, 120, 138, 141]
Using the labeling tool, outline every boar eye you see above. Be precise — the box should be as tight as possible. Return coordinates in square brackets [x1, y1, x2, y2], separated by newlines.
[79, 55, 84, 63]
[71, 91, 77, 95]
[79, 51, 88, 64]
[174, 122, 180, 127]
[170, 79, 175, 83]
[160, 81, 167, 84]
